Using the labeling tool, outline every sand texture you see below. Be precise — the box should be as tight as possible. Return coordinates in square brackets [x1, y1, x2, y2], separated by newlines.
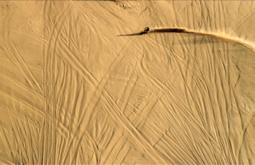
[0, 0, 255, 164]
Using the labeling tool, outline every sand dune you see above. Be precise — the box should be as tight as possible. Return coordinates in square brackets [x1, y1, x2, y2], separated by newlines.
[0, 0, 255, 164]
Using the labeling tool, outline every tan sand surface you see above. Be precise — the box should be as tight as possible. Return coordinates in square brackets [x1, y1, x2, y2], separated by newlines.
[0, 0, 255, 164]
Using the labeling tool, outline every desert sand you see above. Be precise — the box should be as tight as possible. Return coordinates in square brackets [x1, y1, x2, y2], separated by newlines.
[0, 0, 255, 164]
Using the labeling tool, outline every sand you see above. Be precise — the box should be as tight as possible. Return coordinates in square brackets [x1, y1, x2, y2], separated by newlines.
[0, 0, 255, 164]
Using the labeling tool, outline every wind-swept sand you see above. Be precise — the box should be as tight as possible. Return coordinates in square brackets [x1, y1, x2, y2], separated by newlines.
[0, 0, 255, 164]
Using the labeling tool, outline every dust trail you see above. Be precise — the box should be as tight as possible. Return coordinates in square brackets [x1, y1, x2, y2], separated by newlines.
[118, 27, 255, 53]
